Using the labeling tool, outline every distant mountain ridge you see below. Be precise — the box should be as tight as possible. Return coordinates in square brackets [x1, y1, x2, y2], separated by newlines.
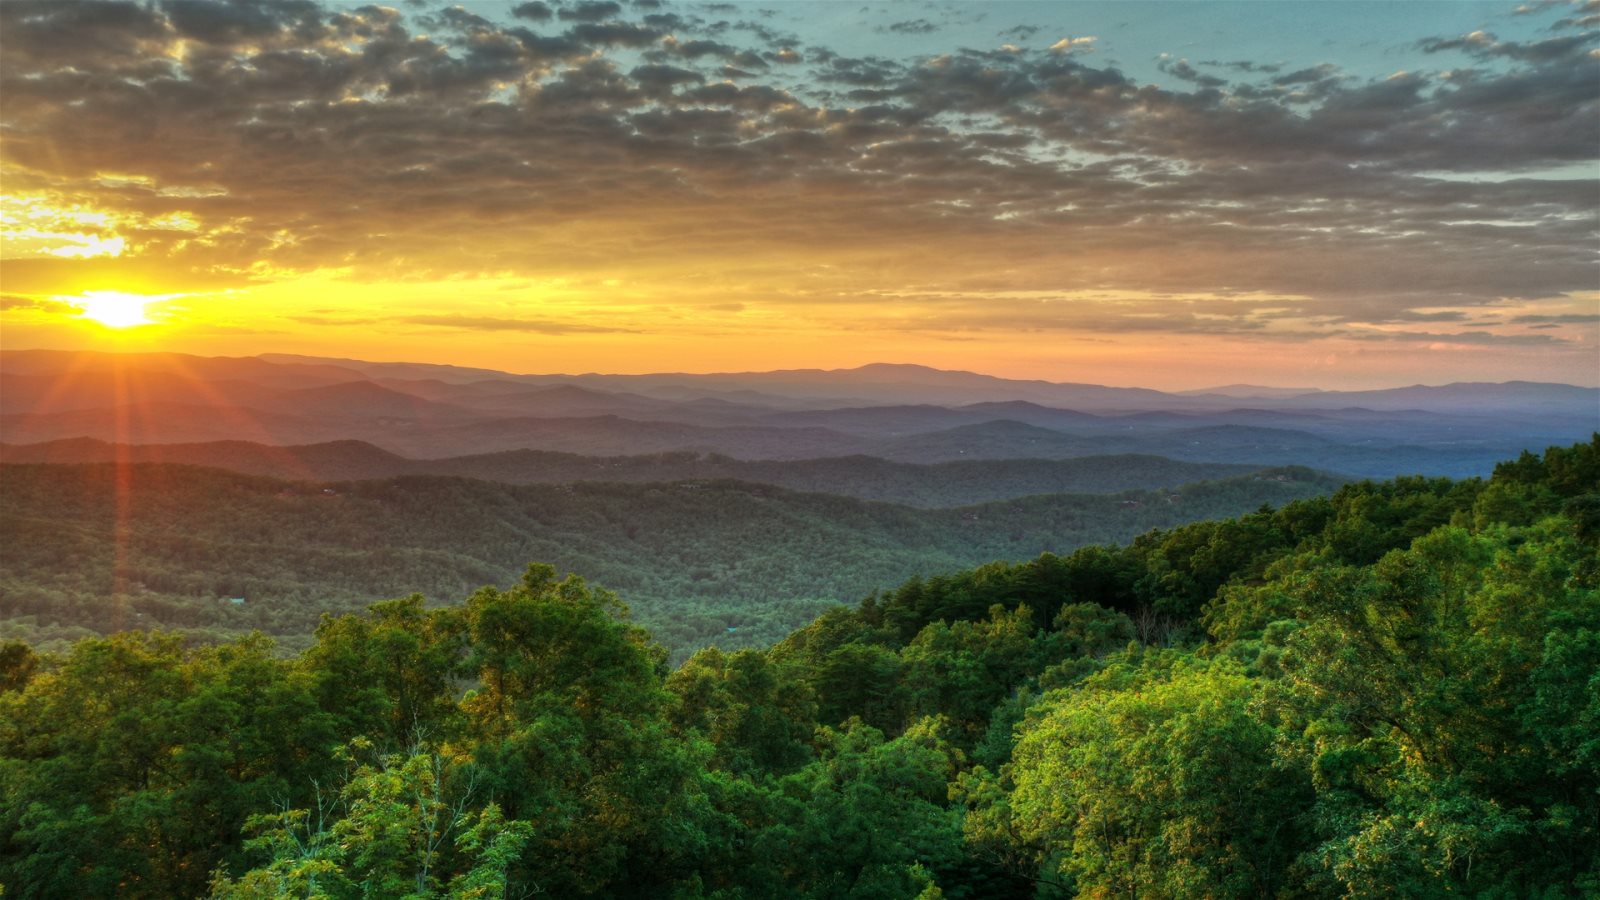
[8, 349, 1594, 414]
[245, 352, 1596, 414]
[2, 350, 1593, 481]
[1178, 384, 1325, 399]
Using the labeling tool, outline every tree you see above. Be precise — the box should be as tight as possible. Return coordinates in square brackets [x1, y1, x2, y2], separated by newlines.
[1004, 653, 1313, 898]
[208, 741, 535, 899]
[458, 564, 709, 896]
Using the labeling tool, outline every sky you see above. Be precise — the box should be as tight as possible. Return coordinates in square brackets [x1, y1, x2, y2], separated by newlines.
[1, 0, 1597, 389]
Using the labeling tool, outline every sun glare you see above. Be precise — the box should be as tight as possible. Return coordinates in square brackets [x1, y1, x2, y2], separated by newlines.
[76, 291, 156, 328]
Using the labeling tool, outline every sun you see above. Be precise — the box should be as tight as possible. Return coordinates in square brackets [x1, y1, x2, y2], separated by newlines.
[76, 291, 156, 328]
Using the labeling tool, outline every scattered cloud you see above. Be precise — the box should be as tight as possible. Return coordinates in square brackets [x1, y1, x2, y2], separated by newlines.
[399, 315, 638, 334]
[558, 2, 624, 23]
[0, 294, 77, 315]
[1199, 59, 1284, 73]
[287, 314, 386, 327]
[1048, 35, 1097, 53]
[1508, 313, 1600, 323]
[1159, 56, 1226, 88]
[1418, 28, 1598, 63]
[0, 0, 1593, 362]
[881, 19, 938, 35]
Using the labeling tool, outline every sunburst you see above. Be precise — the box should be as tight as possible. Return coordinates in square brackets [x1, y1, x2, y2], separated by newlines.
[76, 291, 156, 328]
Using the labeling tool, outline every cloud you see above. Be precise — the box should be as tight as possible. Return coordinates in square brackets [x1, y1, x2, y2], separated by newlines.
[1508, 313, 1600, 323]
[510, 2, 553, 22]
[630, 63, 704, 95]
[1418, 29, 1598, 63]
[1200, 59, 1283, 74]
[567, 21, 663, 46]
[1159, 56, 1226, 88]
[558, 1, 624, 23]
[399, 315, 638, 334]
[0, 0, 1593, 358]
[999, 25, 1041, 40]
[881, 19, 937, 35]
[1, 294, 78, 314]
[287, 314, 385, 326]
[1048, 36, 1096, 53]
[1339, 329, 1570, 346]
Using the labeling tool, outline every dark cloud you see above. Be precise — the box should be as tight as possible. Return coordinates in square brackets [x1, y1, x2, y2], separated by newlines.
[568, 21, 663, 47]
[1158, 56, 1226, 88]
[1321, 308, 1474, 325]
[1272, 63, 1341, 86]
[816, 54, 903, 87]
[1551, 0, 1600, 30]
[630, 63, 704, 96]
[1509, 313, 1600, 323]
[1200, 59, 1283, 73]
[682, 81, 791, 110]
[160, 0, 323, 45]
[511, 2, 552, 21]
[558, 1, 623, 23]
[881, 19, 938, 35]
[1419, 29, 1599, 63]
[659, 37, 738, 60]
[0, 0, 169, 72]
[421, 6, 498, 34]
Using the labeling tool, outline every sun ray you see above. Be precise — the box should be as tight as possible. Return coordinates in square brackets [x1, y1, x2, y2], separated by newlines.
[158, 355, 317, 470]
[111, 354, 132, 632]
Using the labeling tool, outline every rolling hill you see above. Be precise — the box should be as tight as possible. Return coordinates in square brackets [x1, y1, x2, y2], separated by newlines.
[0, 462, 1342, 658]
[0, 438, 1270, 507]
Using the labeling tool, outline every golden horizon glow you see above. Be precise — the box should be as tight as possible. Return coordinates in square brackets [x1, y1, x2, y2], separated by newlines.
[0, 1, 1596, 389]
[0, 273, 1593, 390]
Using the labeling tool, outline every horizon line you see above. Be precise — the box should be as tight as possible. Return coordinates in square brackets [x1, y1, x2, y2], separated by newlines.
[2, 345, 1598, 394]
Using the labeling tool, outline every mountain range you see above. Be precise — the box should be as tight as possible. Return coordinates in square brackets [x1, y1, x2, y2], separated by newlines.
[2, 350, 1593, 479]
[2, 348, 1593, 656]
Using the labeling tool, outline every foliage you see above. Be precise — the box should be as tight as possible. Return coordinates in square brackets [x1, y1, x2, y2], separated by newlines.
[0, 437, 1594, 897]
[0, 462, 1338, 660]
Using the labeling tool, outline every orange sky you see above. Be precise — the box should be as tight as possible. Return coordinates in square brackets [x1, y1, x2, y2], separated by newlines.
[2, 0, 1596, 389]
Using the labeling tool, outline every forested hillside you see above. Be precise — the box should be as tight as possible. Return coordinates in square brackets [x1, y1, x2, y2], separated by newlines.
[1, 438, 1593, 898]
[0, 439, 1270, 507]
[0, 463, 1335, 657]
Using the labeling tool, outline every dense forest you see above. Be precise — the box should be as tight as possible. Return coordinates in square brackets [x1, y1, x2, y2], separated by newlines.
[0, 437, 1594, 897]
[0, 463, 1337, 658]
[0, 439, 1270, 508]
